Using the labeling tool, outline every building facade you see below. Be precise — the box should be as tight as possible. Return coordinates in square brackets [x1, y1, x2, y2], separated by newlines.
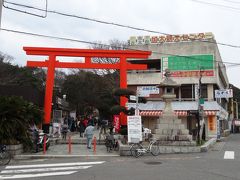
[127, 32, 229, 139]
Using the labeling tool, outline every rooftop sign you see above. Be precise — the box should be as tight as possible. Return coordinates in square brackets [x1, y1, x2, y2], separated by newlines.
[129, 32, 214, 45]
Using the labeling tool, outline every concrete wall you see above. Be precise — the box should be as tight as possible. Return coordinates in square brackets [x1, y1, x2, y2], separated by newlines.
[207, 84, 214, 101]
[127, 72, 160, 85]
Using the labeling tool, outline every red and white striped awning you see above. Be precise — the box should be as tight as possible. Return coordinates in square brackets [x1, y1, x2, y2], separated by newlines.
[174, 111, 188, 116]
[204, 111, 216, 116]
[140, 111, 162, 117]
[139, 110, 217, 117]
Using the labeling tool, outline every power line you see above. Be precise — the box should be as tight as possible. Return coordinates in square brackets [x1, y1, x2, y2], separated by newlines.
[3, 0, 240, 49]
[191, 0, 240, 11]
[1, 27, 240, 68]
[221, 0, 240, 4]
[3, 0, 48, 18]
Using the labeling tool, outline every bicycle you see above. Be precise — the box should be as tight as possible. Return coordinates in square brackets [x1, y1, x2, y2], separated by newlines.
[105, 134, 119, 152]
[0, 145, 11, 166]
[129, 139, 160, 158]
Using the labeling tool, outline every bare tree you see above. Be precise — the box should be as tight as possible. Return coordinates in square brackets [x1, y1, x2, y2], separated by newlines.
[0, 51, 14, 64]
[89, 39, 128, 75]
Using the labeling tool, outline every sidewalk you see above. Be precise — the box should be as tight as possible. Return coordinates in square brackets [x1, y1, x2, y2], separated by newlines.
[15, 129, 120, 160]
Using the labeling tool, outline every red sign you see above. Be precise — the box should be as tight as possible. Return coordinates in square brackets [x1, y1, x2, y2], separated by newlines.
[171, 70, 214, 77]
[113, 115, 120, 133]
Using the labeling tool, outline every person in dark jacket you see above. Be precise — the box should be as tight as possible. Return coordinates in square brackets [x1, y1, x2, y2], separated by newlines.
[78, 119, 85, 137]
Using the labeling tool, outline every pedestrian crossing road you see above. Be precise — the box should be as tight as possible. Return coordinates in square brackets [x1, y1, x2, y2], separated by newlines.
[0, 161, 105, 179]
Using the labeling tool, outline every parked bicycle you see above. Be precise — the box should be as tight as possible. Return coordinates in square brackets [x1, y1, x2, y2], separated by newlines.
[129, 138, 160, 158]
[105, 133, 119, 152]
[0, 145, 11, 166]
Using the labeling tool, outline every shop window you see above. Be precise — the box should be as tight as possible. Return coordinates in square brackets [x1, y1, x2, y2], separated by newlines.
[181, 85, 193, 99]
[200, 84, 207, 99]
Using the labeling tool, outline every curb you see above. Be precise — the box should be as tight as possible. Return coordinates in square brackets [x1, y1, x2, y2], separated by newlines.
[14, 154, 120, 160]
[200, 138, 217, 152]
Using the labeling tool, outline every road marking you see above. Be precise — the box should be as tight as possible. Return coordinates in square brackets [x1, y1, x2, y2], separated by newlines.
[20, 159, 48, 163]
[5, 161, 105, 169]
[224, 151, 235, 159]
[1, 165, 92, 173]
[0, 161, 105, 179]
[0, 171, 77, 179]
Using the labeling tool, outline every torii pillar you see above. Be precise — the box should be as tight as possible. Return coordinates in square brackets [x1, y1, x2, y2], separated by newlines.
[24, 47, 151, 132]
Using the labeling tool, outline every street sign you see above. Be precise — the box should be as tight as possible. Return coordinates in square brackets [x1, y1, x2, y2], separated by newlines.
[126, 103, 136, 109]
[215, 89, 233, 98]
[137, 86, 159, 97]
[129, 95, 137, 101]
[199, 98, 204, 105]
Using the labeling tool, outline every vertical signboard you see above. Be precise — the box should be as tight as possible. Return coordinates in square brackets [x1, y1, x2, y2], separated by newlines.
[127, 116, 142, 143]
[113, 115, 120, 133]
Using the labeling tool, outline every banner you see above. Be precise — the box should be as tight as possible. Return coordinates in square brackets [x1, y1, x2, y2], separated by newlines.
[113, 115, 120, 133]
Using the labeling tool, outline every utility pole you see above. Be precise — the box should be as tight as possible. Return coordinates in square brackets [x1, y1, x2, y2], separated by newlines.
[0, 0, 3, 28]
[135, 89, 140, 116]
[197, 67, 204, 144]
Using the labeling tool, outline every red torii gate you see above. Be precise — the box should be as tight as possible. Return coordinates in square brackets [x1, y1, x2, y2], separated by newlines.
[24, 47, 151, 131]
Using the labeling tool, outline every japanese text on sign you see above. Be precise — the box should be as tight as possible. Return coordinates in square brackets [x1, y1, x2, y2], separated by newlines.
[127, 116, 142, 143]
[215, 89, 233, 98]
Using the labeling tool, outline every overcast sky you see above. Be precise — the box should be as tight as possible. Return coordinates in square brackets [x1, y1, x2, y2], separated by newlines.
[1, 0, 240, 88]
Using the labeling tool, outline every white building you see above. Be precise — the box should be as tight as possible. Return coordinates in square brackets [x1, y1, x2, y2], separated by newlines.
[127, 32, 230, 139]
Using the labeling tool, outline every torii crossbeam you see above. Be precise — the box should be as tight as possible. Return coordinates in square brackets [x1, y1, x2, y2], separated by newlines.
[24, 47, 151, 132]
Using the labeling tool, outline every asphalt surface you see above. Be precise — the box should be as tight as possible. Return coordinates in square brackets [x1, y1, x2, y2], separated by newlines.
[1, 133, 240, 180]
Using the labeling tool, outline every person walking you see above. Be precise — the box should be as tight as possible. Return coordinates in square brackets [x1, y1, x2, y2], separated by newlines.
[78, 119, 85, 137]
[98, 118, 108, 141]
[84, 123, 95, 149]
[82, 117, 88, 130]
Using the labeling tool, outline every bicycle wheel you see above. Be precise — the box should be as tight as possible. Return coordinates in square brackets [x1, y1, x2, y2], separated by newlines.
[150, 141, 160, 156]
[0, 151, 11, 166]
[130, 143, 143, 157]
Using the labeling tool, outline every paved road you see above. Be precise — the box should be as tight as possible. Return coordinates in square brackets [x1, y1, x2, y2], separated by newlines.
[1, 134, 240, 180]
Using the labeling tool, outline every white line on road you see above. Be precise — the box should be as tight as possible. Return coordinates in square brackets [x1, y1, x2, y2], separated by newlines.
[5, 161, 105, 169]
[1, 165, 92, 174]
[0, 171, 77, 179]
[224, 151, 235, 159]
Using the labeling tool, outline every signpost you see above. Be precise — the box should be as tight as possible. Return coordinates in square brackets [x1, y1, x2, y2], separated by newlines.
[217, 118, 221, 140]
[127, 116, 142, 143]
[129, 95, 137, 101]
